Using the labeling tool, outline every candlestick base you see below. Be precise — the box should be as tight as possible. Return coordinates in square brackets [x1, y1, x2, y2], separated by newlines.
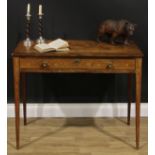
[37, 36, 45, 44]
[23, 38, 32, 47]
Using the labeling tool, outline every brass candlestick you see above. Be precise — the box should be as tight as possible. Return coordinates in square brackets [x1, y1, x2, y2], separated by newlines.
[23, 13, 32, 47]
[37, 14, 45, 44]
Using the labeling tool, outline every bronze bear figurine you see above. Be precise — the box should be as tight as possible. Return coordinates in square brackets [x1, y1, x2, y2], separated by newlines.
[97, 20, 137, 45]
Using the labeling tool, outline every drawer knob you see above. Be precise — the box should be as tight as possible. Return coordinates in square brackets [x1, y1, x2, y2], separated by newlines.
[41, 63, 48, 69]
[74, 59, 80, 64]
[106, 64, 113, 69]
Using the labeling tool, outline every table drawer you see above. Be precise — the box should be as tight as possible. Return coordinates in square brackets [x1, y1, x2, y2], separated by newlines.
[20, 58, 135, 72]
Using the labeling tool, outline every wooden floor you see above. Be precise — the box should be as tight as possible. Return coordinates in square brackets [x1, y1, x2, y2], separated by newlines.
[8, 117, 148, 155]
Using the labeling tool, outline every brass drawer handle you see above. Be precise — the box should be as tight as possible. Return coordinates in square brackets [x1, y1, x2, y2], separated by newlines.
[74, 59, 81, 64]
[106, 64, 113, 69]
[41, 62, 49, 69]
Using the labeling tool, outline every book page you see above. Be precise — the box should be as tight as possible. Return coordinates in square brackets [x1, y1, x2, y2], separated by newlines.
[48, 39, 69, 49]
[34, 43, 55, 53]
[35, 43, 51, 50]
[56, 48, 70, 52]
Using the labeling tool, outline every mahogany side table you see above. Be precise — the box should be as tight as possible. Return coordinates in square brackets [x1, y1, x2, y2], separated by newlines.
[12, 40, 143, 149]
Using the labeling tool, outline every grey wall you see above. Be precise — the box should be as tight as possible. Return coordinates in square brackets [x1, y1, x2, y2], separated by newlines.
[7, 0, 148, 103]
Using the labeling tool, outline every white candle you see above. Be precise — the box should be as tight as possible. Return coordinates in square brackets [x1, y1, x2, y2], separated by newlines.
[39, 4, 43, 15]
[27, 3, 31, 14]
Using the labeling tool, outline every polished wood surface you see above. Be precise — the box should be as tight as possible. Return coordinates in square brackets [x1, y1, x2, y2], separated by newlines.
[135, 59, 142, 148]
[20, 58, 135, 73]
[13, 57, 20, 149]
[8, 118, 148, 155]
[13, 40, 143, 58]
[12, 40, 143, 149]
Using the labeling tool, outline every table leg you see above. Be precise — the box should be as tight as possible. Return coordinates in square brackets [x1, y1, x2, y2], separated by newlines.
[135, 58, 142, 149]
[13, 57, 20, 149]
[21, 73, 27, 126]
[127, 74, 132, 125]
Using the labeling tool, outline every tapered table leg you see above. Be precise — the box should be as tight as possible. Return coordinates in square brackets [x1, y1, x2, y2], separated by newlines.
[127, 74, 132, 125]
[13, 57, 20, 149]
[135, 58, 142, 149]
[21, 73, 27, 125]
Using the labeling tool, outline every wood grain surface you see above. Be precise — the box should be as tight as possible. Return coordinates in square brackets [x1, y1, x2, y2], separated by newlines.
[8, 117, 148, 155]
[13, 40, 143, 58]
[20, 58, 135, 73]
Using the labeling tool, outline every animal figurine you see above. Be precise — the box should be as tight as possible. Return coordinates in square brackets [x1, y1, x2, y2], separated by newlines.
[97, 19, 137, 45]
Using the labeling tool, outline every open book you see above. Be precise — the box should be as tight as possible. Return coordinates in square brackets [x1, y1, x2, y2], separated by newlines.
[34, 39, 70, 53]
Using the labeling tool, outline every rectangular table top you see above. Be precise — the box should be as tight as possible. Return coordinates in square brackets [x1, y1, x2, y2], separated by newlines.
[13, 40, 143, 58]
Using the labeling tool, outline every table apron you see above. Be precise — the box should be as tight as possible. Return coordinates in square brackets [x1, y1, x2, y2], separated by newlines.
[19, 58, 136, 73]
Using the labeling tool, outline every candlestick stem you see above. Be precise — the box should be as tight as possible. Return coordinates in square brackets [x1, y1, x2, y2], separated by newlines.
[24, 14, 32, 47]
[37, 14, 45, 44]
